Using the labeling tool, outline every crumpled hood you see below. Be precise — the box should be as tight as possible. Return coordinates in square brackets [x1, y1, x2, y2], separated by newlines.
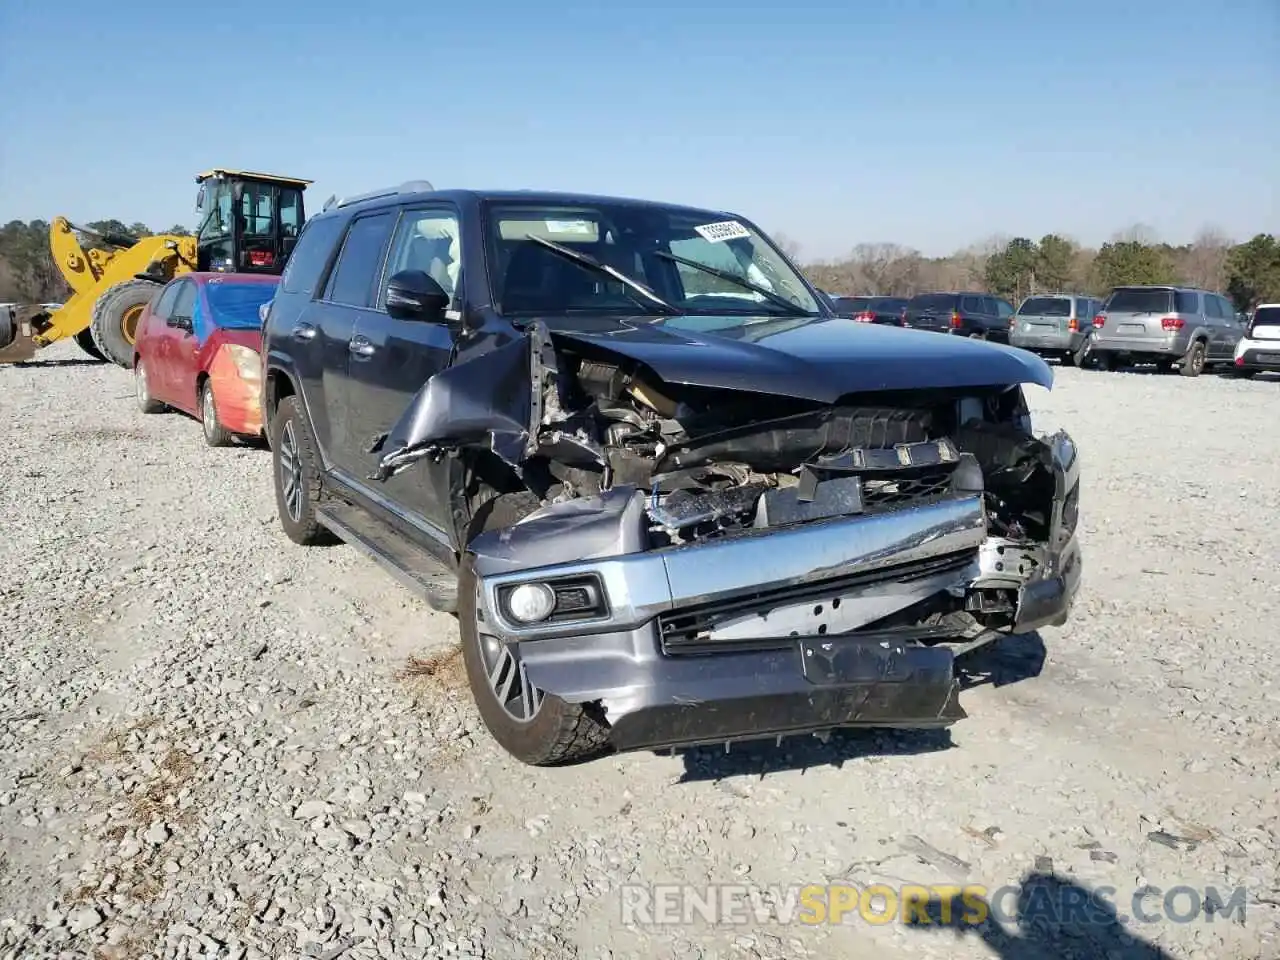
[550, 313, 1053, 399]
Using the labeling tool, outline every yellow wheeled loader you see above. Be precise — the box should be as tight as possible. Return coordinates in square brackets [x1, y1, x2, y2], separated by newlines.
[0, 169, 311, 367]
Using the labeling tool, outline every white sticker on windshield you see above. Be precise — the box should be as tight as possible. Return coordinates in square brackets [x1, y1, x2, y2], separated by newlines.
[544, 220, 595, 235]
[694, 220, 751, 243]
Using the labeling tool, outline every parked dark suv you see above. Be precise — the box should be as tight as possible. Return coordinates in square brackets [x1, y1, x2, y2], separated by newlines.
[904, 292, 1016, 341]
[260, 184, 1082, 766]
[828, 295, 909, 326]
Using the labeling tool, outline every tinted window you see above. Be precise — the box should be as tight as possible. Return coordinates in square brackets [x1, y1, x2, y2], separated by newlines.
[152, 282, 182, 320]
[1174, 290, 1200, 314]
[1018, 297, 1071, 316]
[170, 281, 197, 320]
[325, 212, 397, 308]
[872, 297, 908, 313]
[994, 298, 1014, 318]
[1203, 295, 1223, 319]
[1105, 288, 1173, 313]
[280, 216, 346, 296]
[1250, 306, 1280, 330]
[1215, 295, 1236, 321]
[960, 295, 984, 313]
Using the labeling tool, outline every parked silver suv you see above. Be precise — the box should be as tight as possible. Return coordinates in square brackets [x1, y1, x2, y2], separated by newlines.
[1085, 285, 1242, 377]
[1009, 293, 1102, 366]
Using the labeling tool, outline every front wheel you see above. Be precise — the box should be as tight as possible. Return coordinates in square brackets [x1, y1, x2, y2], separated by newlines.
[90, 279, 157, 367]
[268, 395, 333, 545]
[458, 493, 611, 766]
[200, 381, 234, 447]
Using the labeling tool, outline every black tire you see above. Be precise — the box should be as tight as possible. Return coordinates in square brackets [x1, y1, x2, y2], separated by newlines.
[268, 395, 334, 546]
[90, 279, 158, 368]
[1179, 340, 1207, 378]
[74, 329, 107, 362]
[200, 380, 234, 448]
[134, 358, 164, 414]
[1070, 335, 1095, 368]
[459, 491, 611, 766]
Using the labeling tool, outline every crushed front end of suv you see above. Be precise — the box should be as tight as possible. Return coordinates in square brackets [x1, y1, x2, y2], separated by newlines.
[261, 188, 1083, 766]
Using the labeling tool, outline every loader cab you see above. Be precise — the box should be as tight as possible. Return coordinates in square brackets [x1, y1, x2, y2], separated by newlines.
[194, 169, 312, 275]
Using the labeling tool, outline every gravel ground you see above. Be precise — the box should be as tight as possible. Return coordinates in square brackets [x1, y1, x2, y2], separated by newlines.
[1, 342, 1278, 960]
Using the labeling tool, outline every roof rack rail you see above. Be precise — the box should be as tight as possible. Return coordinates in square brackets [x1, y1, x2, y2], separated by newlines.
[327, 180, 436, 211]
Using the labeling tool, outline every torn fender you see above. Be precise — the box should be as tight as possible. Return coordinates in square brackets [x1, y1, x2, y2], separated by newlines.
[371, 323, 555, 480]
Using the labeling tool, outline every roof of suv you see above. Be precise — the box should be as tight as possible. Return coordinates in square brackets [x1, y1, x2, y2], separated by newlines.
[320, 187, 743, 221]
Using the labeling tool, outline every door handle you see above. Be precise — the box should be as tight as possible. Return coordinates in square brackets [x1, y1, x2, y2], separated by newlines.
[349, 336, 375, 358]
[292, 323, 317, 341]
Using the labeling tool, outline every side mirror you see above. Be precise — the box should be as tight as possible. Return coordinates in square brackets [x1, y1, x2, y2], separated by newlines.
[386, 270, 449, 322]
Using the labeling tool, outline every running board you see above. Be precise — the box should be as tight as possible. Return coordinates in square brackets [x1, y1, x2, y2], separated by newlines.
[315, 502, 458, 614]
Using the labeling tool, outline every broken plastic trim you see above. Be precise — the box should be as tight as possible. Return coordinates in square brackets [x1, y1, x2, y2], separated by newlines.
[370, 322, 558, 481]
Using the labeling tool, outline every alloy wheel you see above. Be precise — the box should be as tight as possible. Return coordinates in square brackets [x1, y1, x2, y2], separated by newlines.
[202, 387, 217, 437]
[278, 420, 304, 522]
[475, 584, 544, 722]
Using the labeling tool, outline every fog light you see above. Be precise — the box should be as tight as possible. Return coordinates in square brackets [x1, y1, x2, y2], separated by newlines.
[506, 583, 556, 623]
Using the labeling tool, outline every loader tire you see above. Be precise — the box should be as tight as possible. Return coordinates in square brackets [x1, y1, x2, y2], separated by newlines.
[91, 279, 158, 368]
[74, 330, 107, 362]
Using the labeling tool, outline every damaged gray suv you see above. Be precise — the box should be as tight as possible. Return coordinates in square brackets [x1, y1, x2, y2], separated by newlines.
[260, 184, 1083, 766]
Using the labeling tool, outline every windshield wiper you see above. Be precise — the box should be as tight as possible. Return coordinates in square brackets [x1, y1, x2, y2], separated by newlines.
[525, 236, 678, 314]
[653, 251, 811, 316]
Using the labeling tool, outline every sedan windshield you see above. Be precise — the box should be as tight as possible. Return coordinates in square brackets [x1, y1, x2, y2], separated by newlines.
[482, 201, 821, 324]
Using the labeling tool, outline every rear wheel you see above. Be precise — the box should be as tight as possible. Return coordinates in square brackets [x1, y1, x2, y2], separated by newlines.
[1179, 340, 1207, 378]
[200, 380, 234, 447]
[459, 491, 611, 766]
[134, 359, 164, 414]
[73, 330, 107, 362]
[90, 279, 158, 367]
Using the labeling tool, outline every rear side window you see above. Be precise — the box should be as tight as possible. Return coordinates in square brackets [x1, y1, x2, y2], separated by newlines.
[1105, 288, 1173, 313]
[1204, 296, 1224, 319]
[324, 212, 397, 308]
[1018, 297, 1071, 316]
[1174, 290, 1200, 314]
[960, 295, 984, 313]
[280, 216, 346, 296]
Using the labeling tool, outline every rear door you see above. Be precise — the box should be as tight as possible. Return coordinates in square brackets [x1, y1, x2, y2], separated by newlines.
[907, 293, 953, 331]
[271, 214, 348, 457]
[141, 280, 182, 399]
[314, 210, 399, 473]
[1099, 287, 1175, 345]
[344, 205, 462, 529]
[165, 280, 201, 412]
[1016, 295, 1072, 338]
[1246, 305, 1280, 349]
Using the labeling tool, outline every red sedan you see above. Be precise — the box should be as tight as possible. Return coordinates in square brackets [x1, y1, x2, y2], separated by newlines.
[131, 273, 277, 445]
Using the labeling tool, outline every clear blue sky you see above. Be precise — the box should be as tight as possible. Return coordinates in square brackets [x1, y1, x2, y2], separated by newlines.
[1, 0, 1275, 260]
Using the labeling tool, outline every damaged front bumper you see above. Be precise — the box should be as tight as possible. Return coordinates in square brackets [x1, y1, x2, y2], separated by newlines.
[468, 430, 1082, 753]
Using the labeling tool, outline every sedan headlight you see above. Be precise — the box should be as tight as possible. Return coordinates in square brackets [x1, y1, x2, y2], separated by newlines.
[223, 344, 261, 382]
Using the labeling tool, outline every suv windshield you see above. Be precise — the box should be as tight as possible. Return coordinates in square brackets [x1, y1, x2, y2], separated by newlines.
[1105, 288, 1174, 314]
[1017, 297, 1071, 316]
[483, 201, 820, 322]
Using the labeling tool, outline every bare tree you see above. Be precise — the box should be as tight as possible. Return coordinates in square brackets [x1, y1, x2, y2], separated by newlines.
[1182, 226, 1233, 291]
